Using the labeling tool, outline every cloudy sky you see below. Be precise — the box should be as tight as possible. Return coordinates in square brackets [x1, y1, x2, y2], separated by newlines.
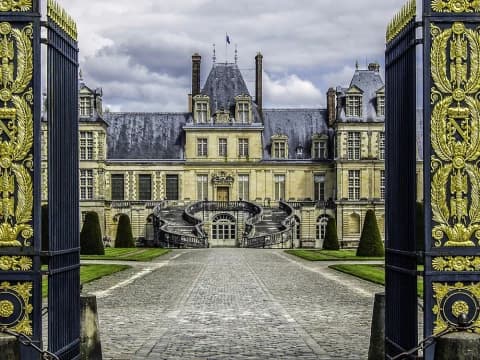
[61, 0, 407, 112]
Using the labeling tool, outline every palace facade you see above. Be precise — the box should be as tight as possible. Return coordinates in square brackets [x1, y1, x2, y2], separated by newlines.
[41, 52, 413, 248]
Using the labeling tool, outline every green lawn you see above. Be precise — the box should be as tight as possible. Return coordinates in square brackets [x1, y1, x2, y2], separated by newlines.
[81, 248, 170, 261]
[285, 249, 384, 261]
[329, 264, 424, 298]
[42, 264, 130, 297]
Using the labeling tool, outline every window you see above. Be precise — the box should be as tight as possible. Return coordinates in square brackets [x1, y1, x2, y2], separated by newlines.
[313, 141, 327, 159]
[80, 97, 92, 117]
[273, 141, 287, 158]
[379, 132, 385, 160]
[197, 175, 208, 200]
[238, 138, 249, 157]
[139, 174, 152, 201]
[238, 102, 249, 123]
[80, 131, 94, 160]
[316, 216, 329, 240]
[377, 95, 385, 116]
[348, 170, 361, 200]
[346, 95, 362, 117]
[296, 146, 304, 158]
[314, 174, 326, 201]
[218, 138, 227, 157]
[80, 169, 93, 200]
[197, 138, 208, 157]
[211, 214, 236, 240]
[196, 102, 208, 123]
[347, 132, 361, 160]
[274, 174, 286, 201]
[165, 174, 179, 200]
[238, 174, 249, 200]
[111, 174, 124, 200]
[380, 170, 385, 200]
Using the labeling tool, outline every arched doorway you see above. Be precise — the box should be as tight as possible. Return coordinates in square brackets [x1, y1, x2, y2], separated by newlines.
[211, 213, 236, 247]
[316, 215, 329, 242]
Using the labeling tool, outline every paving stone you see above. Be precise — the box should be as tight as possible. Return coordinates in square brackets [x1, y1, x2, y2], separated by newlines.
[80, 249, 384, 359]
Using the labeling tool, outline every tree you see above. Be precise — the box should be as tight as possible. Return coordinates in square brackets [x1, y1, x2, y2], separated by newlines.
[80, 212, 104, 255]
[323, 217, 340, 250]
[416, 201, 425, 265]
[356, 210, 384, 257]
[115, 214, 135, 248]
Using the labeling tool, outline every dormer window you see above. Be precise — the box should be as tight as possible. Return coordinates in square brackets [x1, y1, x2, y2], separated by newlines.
[271, 134, 288, 159]
[312, 134, 328, 160]
[193, 95, 210, 123]
[235, 95, 252, 123]
[377, 93, 385, 116]
[80, 96, 92, 117]
[196, 102, 208, 123]
[346, 94, 362, 117]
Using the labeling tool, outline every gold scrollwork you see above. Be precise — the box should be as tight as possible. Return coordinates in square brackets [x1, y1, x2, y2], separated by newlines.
[0, 281, 32, 335]
[432, 256, 480, 271]
[433, 282, 480, 334]
[386, 0, 416, 44]
[0, 255, 31, 270]
[432, 0, 480, 12]
[0, 21, 34, 247]
[0, 0, 32, 12]
[47, 0, 77, 41]
[430, 22, 480, 247]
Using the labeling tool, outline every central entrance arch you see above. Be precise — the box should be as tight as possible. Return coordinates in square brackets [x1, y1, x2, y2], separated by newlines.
[211, 213, 236, 247]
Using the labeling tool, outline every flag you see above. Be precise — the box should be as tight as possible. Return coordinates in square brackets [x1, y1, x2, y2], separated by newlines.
[226, 34, 231, 44]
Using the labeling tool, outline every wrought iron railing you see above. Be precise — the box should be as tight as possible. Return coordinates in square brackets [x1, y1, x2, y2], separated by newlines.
[287, 199, 336, 210]
[243, 201, 295, 248]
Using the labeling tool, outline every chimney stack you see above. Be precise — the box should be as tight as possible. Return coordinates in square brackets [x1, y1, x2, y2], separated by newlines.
[255, 52, 263, 115]
[368, 62, 380, 72]
[327, 88, 336, 126]
[192, 53, 201, 97]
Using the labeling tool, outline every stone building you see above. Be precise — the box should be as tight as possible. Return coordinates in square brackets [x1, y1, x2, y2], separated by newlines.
[41, 52, 394, 248]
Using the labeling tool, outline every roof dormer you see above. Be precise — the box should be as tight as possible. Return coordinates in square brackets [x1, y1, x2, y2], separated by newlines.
[376, 87, 385, 117]
[271, 134, 288, 159]
[235, 94, 252, 123]
[345, 85, 363, 118]
[193, 94, 211, 124]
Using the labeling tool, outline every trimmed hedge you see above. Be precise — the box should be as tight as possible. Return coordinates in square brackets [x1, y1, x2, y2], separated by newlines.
[115, 214, 135, 248]
[323, 217, 340, 250]
[356, 210, 384, 257]
[80, 212, 105, 255]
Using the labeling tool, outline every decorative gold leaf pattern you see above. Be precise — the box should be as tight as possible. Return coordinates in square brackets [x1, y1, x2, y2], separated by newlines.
[0, 281, 32, 335]
[432, 0, 480, 12]
[0, 0, 32, 12]
[433, 256, 480, 271]
[0, 255, 32, 270]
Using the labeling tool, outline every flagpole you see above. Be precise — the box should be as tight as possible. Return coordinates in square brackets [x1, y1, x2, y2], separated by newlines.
[225, 33, 228, 63]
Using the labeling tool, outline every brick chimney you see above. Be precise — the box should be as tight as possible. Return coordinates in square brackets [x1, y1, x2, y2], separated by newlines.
[368, 62, 380, 72]
[255, 52, 263, 115]
[192, 53, 201, 97]
[327, 88, 336, 126]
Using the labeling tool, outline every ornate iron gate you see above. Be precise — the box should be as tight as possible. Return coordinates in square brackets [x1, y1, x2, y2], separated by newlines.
[46, 0, 80, 358]
[385, 0, 419, 357]
[0, 0, 79, 358]
[387, 1, 480, 359]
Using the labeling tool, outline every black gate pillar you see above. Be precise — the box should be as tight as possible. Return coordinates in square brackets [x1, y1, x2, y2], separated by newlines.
[387, 0, 480, 359]
[423, 1, 480, 359]
[0, 0, 42, 358]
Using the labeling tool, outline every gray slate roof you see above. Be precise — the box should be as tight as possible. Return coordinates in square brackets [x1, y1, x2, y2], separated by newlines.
[337, 69, 384, 122]
[200, 63, 262, 123]
[104, 112, 191, 159]
[262, 109, 330, 160]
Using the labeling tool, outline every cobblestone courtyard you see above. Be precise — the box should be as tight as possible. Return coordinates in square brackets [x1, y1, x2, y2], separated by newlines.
[83, 249, 383, 359]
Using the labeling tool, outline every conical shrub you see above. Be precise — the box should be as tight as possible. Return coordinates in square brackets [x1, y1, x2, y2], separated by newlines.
[80, 211, 105, 255]
[356, 210, 384, 257]
[323, 217, 340, 250]
[115, 214, 135, 248]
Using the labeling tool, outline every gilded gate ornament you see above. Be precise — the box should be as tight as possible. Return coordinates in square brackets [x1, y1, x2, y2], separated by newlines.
[432, 0, 480, 12]
[0, 281, 32, 335]
[0, 255, 31, 270]
[430, 22, 480, 247]
[386, 0, 416, 44]
[433, 282, 480, 334]
[432, 256, 480, 271]
[0, 0, 32, 12]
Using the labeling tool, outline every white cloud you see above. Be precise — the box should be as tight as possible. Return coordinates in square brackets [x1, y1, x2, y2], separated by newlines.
[60, 0, 401, 111]
[264, 73, 323, 108]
